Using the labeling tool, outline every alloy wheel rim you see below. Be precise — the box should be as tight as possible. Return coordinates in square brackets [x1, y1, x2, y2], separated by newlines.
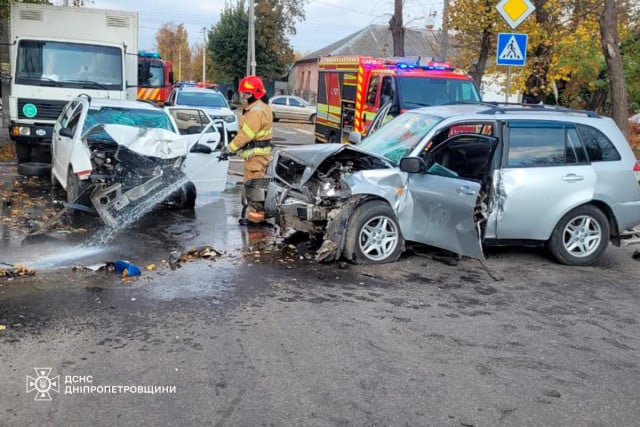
[358, 215, 399, 261]
[562, 214, 602, 258]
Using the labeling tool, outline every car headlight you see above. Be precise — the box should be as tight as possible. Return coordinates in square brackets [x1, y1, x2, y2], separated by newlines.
[224, 115, 236, 123]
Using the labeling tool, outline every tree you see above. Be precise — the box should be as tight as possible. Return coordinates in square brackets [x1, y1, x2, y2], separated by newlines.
[389, 0, 404, 56]
[155, 23, 191, 81]
[208, 0, 306, 86]
[600, 0, 628, 136]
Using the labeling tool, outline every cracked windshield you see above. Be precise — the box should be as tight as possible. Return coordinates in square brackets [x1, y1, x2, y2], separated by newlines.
[358, 111, 441, 164]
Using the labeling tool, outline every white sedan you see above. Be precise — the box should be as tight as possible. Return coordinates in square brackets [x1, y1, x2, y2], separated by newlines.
[51, 96, 229, 225]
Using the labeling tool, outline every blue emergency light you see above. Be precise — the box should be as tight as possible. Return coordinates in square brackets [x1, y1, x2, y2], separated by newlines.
[138, 51, 161, 58]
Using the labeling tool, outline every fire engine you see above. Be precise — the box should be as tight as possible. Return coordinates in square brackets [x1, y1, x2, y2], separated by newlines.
[315, 56, 481, 143]
[137, 51, 174, 105]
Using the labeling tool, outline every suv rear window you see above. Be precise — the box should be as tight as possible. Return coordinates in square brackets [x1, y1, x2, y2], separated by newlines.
[576, 124, 621, 162]
[506, 121, 590, 167]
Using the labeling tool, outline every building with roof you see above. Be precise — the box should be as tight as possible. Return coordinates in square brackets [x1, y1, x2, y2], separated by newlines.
[289, 24, 448, 103]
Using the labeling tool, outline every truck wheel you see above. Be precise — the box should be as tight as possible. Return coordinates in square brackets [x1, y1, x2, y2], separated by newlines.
[15, 144, 31, 163]
[343, 200, 404, 264]
[17, 162, 50, 177]
[327, 133, 338, 144]
[547, 204, 609, 266]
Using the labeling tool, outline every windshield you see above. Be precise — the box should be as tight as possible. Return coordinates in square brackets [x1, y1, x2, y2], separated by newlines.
[139, 61, 165, 88]
[16, 40, 123, 90]
[358, 111, 442, 165]
[397, 76, 481, 109]
[83, 107, 175, 134]
[177, 91, 227, 108]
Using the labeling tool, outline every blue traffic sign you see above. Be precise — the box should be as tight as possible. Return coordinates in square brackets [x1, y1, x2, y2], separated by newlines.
[496, 33, 528, 66]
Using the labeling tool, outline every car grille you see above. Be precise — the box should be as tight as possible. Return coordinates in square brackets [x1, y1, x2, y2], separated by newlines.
[18, 98, 67, 120]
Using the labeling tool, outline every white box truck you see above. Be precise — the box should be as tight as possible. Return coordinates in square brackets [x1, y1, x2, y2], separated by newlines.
[1, 3, 138, 176]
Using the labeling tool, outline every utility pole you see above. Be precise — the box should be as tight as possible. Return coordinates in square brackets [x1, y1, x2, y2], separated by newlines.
[178, 49, 182, 82]
[201, 27, 206, 83]
[246, 0, 256, 76]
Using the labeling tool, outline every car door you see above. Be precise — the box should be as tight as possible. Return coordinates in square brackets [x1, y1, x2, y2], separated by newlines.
[288, 97, 306, 121]
[165, 106, 229, 193]
[398, 134, 499, 259]
[271, 97, 287, 120]
[52, 100, 85, 189]
[492, 120, 596, 240]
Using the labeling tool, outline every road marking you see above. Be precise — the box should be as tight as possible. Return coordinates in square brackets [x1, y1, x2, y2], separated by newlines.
[297, 129, 314, 135]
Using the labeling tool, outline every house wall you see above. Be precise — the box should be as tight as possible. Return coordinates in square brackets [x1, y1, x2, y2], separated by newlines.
[292, 61, 319, 104]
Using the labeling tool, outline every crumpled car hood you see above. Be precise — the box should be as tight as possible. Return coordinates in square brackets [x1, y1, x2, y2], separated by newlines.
[99, 124, 189, 159]
[273, 143, 393, 185]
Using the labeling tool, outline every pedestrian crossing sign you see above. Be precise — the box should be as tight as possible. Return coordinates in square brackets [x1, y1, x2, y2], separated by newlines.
[496, 33, 528, 66]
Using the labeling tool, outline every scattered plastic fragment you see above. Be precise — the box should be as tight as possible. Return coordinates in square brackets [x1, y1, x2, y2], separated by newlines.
[113, 260, 142, 277]
[0, 262, 36, 278]
[167, 246, 222, 269]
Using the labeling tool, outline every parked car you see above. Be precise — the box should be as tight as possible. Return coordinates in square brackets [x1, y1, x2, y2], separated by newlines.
[265, 103, 640, 266]
[166, 87, 238, 138]
[269, 95, 316, 124]
[51, 95, 229, 226]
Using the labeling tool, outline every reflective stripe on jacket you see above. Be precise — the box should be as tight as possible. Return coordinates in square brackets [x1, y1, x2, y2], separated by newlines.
[228, 100, 274, 154]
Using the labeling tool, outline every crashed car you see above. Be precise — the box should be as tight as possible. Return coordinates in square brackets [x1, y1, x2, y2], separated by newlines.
[265, 103, 640, 265]
[51, 96, 229, 226]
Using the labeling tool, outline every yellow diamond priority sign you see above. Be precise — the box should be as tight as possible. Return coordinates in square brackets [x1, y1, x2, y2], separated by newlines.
[496, 0, 535, 29]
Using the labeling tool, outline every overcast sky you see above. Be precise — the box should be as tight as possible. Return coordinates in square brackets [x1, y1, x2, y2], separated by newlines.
[61, 0, 443, 55]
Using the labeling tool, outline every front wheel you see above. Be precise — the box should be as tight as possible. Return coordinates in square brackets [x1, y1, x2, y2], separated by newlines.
[547, 205, 609, 266]
[343, 200, 404, 264]
[309, 113, 316, 125]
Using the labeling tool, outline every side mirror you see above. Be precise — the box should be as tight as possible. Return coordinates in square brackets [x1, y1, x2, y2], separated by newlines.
[59, 127, 74, 138]
[348, 131, 361, 144]
[399, 157, 425, 174]
[168, 71, 174, 85]
[190, 143, 212, 154]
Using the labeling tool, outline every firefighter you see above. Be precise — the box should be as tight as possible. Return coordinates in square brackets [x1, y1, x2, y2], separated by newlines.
[221, 75, 274, 225]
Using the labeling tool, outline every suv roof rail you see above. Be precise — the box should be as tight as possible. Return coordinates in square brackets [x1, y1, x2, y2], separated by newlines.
[477, 102, 601, 118]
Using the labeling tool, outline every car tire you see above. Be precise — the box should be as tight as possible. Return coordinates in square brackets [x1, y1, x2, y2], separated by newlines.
[309, 114, 316, 125]
[15, 144, 31, 163]
[175, 181, 197, 209]
[66, 169, 88, 204]
[17, 162, 50, 177]
[547, 204, 610, 266]
[343, 200, 404, 264]
[272, 112, 279, 122]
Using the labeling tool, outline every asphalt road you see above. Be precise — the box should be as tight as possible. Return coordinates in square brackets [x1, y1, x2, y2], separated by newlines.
[1, 121, 640, 425]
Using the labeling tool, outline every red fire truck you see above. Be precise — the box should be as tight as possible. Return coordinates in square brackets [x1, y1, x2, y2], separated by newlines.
[137, 52, 174, 105]
[315, 56, 481, 143]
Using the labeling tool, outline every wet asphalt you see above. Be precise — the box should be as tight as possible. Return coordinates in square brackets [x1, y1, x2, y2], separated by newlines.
[2, 123, 640, 425]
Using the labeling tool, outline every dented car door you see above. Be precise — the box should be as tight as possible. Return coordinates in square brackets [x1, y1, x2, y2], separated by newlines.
[397, 134, 499, 259]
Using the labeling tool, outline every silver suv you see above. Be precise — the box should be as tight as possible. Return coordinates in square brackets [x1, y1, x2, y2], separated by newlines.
[265, 103, 640, 265]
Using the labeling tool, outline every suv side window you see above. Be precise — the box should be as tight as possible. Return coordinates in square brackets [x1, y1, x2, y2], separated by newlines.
[576, 124, 621, 161]
[506, 121, 584, 167]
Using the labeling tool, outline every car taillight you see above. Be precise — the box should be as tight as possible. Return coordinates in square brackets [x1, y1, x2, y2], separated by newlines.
[634, 161, 640, 185]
